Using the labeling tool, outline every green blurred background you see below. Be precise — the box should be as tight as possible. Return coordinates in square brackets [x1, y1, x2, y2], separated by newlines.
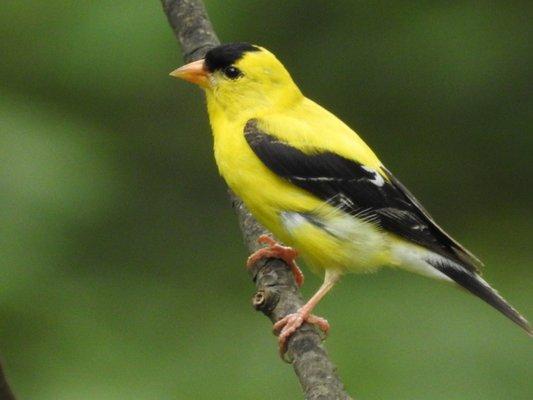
[1, 1, 531, 399]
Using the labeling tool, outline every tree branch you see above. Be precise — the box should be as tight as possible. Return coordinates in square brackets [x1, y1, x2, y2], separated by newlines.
[0, 360, 16, 400]
[161, 1, 352, 398]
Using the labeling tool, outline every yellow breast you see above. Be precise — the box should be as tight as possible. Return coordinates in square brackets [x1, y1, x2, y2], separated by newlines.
[210, 108, 322, 233]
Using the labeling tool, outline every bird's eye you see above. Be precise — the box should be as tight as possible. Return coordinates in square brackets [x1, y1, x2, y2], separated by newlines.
[222, 66, 242, 79]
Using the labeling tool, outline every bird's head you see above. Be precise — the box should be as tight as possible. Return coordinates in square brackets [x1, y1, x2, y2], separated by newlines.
[170, 43, 302, 116]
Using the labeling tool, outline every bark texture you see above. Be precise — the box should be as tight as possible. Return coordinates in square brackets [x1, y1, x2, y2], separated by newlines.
[161, 1, 352, 398]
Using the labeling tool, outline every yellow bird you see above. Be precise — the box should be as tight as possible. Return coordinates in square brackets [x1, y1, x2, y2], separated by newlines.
[171, 43, 531, 351]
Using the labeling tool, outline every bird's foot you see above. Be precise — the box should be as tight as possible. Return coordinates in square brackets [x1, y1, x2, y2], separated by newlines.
[273, 310, 330, 357]
[246, 235, 304, 287]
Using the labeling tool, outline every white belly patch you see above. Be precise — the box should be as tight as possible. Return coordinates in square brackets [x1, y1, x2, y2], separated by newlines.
[279, 208, 388, 271]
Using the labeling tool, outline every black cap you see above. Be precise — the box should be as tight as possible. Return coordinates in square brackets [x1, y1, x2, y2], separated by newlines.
[204, 43, 260, 72]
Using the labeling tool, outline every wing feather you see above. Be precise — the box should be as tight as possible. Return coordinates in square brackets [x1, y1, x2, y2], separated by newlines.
[244, 119, 482, 272]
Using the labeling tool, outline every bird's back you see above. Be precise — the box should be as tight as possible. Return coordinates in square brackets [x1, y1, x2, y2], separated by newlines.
[259, 98, 384, 171]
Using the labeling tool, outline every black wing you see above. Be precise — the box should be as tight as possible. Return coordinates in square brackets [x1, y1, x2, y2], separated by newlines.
[244, 119, 482, 272]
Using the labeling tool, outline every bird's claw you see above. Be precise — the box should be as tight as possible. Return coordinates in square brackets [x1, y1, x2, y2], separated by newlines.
[246, 235, 304, 287]
[273, 310, 330, 360]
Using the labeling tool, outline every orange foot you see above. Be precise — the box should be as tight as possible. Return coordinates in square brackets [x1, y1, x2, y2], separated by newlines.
[246, 235, 304, 287]
[273, 310, 330, 356]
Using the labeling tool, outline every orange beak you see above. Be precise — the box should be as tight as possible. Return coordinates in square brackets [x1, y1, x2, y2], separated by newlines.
[169, 59, 209, 87]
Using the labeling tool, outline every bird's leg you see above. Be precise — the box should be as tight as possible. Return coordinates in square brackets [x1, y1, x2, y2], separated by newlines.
[246, 234, 304, 287]
[273, 270, 341, 356]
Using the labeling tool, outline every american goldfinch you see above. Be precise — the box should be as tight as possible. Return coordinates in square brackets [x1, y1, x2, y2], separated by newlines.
[171, 43, 531, 351]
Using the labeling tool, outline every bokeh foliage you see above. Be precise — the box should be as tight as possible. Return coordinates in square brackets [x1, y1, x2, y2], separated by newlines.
[0, 1, 531, 399]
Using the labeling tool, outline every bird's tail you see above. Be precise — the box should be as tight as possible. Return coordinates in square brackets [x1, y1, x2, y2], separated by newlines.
[427, 258, 532, 336]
